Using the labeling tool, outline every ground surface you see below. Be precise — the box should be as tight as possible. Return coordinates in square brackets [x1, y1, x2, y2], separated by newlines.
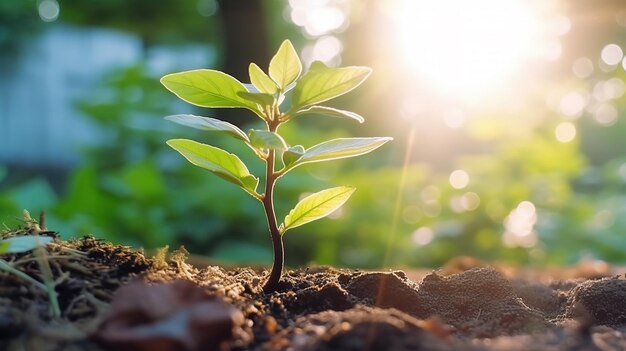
[2, 229, 626, 351]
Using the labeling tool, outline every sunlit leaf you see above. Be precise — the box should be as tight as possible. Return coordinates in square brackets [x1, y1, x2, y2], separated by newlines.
[166, 139, 259, 195]
[249, 63, 278, 94]
[248, 129, 288, 151]
[161, 69, 260, 114]
[282, 145, 305, 167]
[237, 92, 275, 108]
[281, 186, 355, 233]
[293, 106, 365, 123]
[269, 40, 302, 90]
[289, 137, 392, 169]
[309, 61, 327, 71]
[0, 236, 53, 254]
[165, 114, 249, 142]
[291, 65, 371, 110]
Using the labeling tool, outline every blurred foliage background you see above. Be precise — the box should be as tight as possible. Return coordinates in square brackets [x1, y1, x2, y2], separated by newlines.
[1, 0, 626, 268]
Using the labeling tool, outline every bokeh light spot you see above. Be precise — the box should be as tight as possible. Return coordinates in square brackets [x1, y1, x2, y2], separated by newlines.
[402, 206, 422, 224]
[301, 35, 343, 67]
[572, 57, 594, 78]
[593, 103, 618, 126]
[197, 0, 218, 17]
[289, 0, 347, 37]
[423, 200, 442, 218]
[503, 201, 538, 248]
[449, 169, 470, 189]
[601, 44, 624, 66]
[460, 192, 481, 211]
[411, 227, 434, 246]
[558, 92, 587, 118]
[555, 122, 576, 143]
[38, 0, 60, 22]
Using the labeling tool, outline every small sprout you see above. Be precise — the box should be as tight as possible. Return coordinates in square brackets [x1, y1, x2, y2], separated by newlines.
[162, 39, 392, 292]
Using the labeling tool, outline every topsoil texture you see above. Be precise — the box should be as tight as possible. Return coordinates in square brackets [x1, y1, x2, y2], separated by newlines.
[2, 229, 626, 351]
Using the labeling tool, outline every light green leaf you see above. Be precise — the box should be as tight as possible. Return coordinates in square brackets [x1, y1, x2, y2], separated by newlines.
[289, 137, 392, 169]
[165, 114, 249, 142]
[161, 69, 260, 114]
[167, 139, 259, 195]
[237, 92, 275, 108]
[309, 60, 327, 71]
[249, 63, 278, 94]
[269, 40, 302, 90]
[248, 129, 288, 151]
[0, 236, 53, 254]
[282, 145, 305, 167]
[293, 106, 365, 123]
[282, 186, 355, 233]
[291, 65, 372, 110]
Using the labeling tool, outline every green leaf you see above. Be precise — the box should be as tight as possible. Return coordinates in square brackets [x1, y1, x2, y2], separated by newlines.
[289, 137, 392, 169]
[249, 63, 278, 94]
[282, 186, 355, 233]
[309, 60, 327, 71]
[248, 129, 288, 151]
[237, 92, 275, 108]
[269, 40, 302, 90]
[165, 114, 249, 142]
[293, 106, 365, 123]
[161, 69, 260, 114]
[282, 145, 305, 167]
[0, 236, 53, 254]
[291, 65, 372, 110]
[167, 139, 259, 196]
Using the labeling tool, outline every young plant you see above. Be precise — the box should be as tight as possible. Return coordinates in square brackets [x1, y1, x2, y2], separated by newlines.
[162, 40, 392, 292]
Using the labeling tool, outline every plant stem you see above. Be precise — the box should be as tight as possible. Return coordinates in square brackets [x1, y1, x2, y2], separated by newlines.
[262, 122, 284, 293]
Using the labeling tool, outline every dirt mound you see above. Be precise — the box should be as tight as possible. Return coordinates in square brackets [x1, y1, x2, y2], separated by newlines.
[563, 277, 626, 328]
[266, 306, 453, 351]
[414, 268, 551, 337]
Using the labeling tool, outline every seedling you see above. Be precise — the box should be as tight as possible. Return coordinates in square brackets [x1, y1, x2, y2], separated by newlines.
[162, 40, 392, 292]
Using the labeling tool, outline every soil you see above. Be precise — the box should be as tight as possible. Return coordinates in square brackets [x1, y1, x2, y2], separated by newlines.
[2, 229, 626, 351]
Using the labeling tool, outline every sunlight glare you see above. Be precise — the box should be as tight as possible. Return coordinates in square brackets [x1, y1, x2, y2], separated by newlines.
[392, 0, 539, 102]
